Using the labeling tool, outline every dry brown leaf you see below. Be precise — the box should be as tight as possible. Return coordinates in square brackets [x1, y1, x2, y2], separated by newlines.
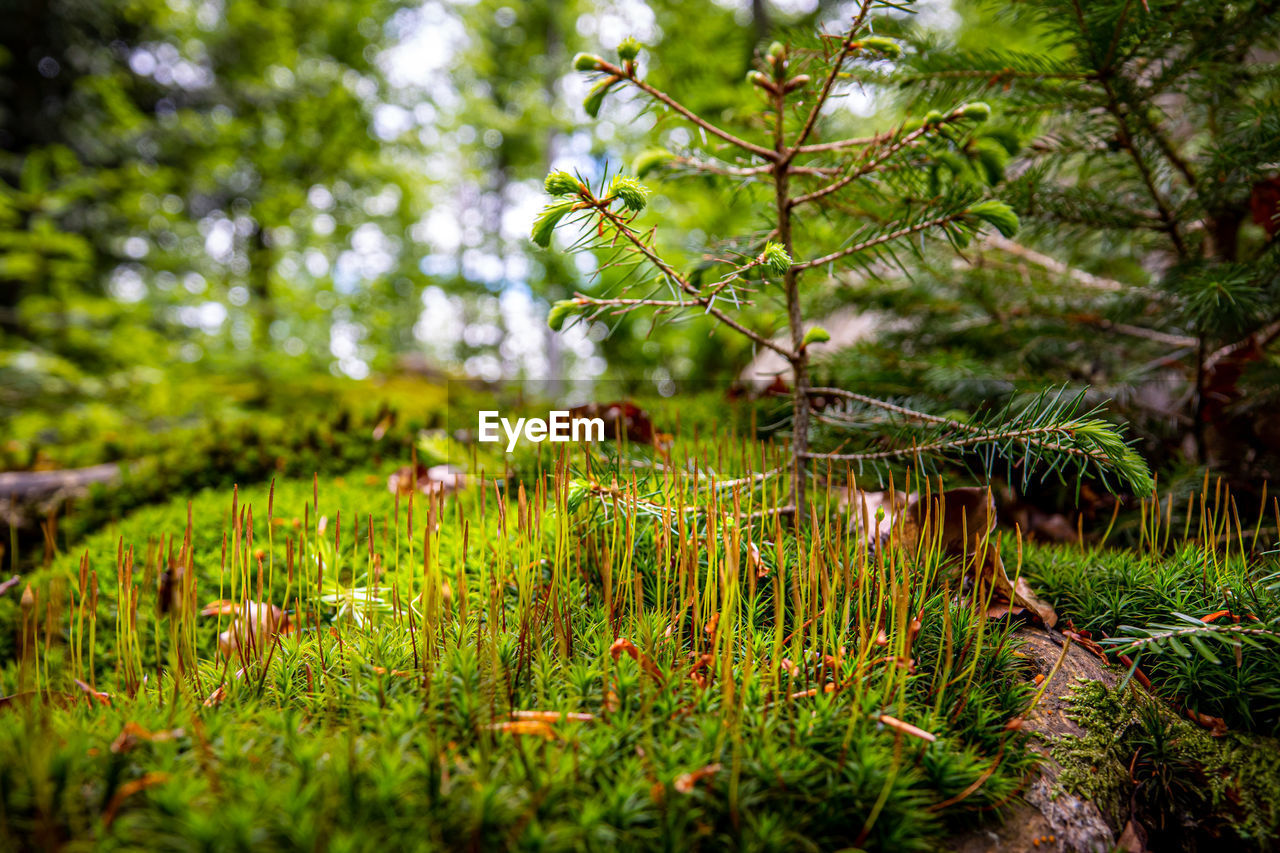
[1186, 708, 1228, 737]
[202, 599, 291, 659]
[673, 763, 722, 794]
[1252, 176, 1280, 238]
[387, 464, 467, 498]
[110, 721, 184, 754]
[73, 678, 111, 706]
[103, 772, 169, 826]
[1062, 630, 1108, 661]
[688, 650, 719, 689]
[1202, 609, 1259, 623]
[567, 400, 666, 447]
[848, 486, 1058, 628]
[609, 637, 664, 681]
[842, 488, 909, 548]
[789, 683, 837, 700]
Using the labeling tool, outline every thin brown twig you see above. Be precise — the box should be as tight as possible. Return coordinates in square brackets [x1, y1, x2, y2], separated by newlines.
[800, 424, 1112, 464]
[789, 1, 877, 156]
[592, 202, 795, 360]
[794, 211, 971, 272]
[979, 234, 1133, 294]
[1204, 315, 1280, 373]
[796, 130, 894, 155]
[594, 59, 777, 161]
[790, 109, 975, 209]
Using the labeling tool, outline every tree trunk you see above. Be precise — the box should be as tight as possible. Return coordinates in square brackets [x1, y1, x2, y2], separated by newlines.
[774, 119, 807, 520]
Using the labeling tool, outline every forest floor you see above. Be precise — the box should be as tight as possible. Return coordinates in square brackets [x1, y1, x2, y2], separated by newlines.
[1, 390, 1278, 851]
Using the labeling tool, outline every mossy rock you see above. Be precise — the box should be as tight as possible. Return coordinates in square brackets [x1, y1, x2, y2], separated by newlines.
[952, 626, 1280, 851]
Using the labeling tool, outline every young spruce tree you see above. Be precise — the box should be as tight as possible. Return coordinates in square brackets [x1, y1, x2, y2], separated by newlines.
[533, 3, 1152, 516]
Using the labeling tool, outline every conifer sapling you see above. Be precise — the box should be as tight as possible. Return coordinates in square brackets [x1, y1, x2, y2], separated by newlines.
[534, 1, 1152, 517]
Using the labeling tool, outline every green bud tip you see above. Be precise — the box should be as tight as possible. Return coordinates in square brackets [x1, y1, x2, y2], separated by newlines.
[573, 53, 606, 72]
[959, 102, 991, 121]
[547, 299, 579, 331]
[608, 174, 650, 213]
[856, 36, 901, 59]
[967, 199, 1020, 238]
[531, 200, 575, 248]
[583, 78, 615, 118]
[802, 327, 830, 347]
[761, 242, 792, 274]
[767, 42, 786, 62]
[632, 149, 673, 178]
[784, 74, 811, 93]
[544, 171, 582, 197]
[617, 37, 641, 62]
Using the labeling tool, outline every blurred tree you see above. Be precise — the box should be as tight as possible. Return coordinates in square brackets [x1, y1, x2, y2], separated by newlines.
[0, 0, 423, 427]
[413, 0, 591, 381]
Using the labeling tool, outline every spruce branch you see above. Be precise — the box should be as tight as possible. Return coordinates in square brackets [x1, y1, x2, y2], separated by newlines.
[1105, 617, 1280, 664]
[790, 105, 991, 209]
[1097, 75, 1188, 256]
[789, 0, 879, 156]
[537, 173, 794, 360]
[806, 387, 1153, 494]
[590, 199, 795, 360]
[875, 0, 1280, 472]
[580, 57, 777, 161]
[795, 208, 978, 272]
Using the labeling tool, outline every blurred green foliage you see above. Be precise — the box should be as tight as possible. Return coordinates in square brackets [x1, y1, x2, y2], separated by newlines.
[1, 0, 423, 459]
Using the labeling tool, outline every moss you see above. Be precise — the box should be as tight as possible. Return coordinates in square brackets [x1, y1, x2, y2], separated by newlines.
[1, 466, 416, 684]
[1020, 541, 1280, 736]
[1168, 716, 1280, 843]
[1053, 681, 1280, 847]
[1049, 681, 1135, 826]
[0, 457, 1042, 851]
[7, 411, 1279, 850]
